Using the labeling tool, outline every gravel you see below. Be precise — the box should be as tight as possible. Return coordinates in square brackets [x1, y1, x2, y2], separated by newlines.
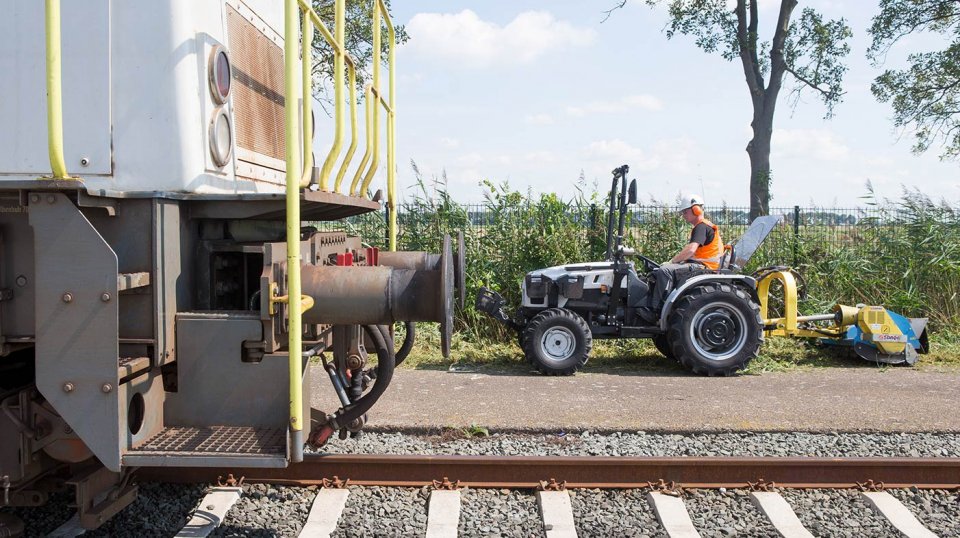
[4, 431, 958, 536]
[781, 489, 900, 537]
[333, 486, 427, 537]
[684, 489, 777, 537]
[570, 489, 665, 537]
[888, 488, 960, 537]
[458, 488, 543, 538]
[315, 429, 960, 458]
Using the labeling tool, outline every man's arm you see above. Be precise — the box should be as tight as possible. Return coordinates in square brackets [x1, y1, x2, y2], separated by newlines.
[670, 242, 699, 263]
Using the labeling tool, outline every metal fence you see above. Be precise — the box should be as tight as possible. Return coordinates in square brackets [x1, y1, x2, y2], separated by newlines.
[316, 203, 959, 267]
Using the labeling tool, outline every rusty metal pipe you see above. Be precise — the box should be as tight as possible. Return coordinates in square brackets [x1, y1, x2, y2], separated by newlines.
[378, 251, 439, 271]
[300, 265, 443, 325]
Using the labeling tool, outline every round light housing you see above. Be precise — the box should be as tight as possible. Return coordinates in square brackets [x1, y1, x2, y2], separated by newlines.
[208, 45, 231, 104]
[209, 107, 233, 168]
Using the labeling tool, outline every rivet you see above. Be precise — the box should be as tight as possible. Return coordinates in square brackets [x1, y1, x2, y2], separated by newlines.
[61, 292, 73, 303]
[101, 292, 111, 302]
[47, 195, 56, 204]
[101, 383, 113, 393]
[206, 504, 215, 510]
[30, 194, 40, 203]
[62, 382, 74, 393]
[80, 157, 90, 167]
[15, 275, 27, 287]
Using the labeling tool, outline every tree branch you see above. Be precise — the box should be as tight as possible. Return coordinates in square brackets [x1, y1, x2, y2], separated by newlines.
[736, 0, 764, 105]
[783, 65, 841, 100]
[602, 0, 629, 23]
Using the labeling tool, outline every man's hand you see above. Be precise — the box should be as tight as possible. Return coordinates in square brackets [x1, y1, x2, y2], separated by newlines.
[670, 242, 699, 264]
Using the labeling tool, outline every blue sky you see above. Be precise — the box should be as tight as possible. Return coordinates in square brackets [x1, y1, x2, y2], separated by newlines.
[378, 1, 959, 208]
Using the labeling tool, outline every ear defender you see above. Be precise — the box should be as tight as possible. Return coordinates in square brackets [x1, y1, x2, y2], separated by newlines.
[692, 204, 703, 216]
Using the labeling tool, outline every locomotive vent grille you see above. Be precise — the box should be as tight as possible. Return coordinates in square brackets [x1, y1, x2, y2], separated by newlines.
[226, 5, 286, 171]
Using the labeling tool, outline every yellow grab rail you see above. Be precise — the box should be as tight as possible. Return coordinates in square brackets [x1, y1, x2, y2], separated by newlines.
[43, 0, 75, 180]
[283, 0, 306, 461]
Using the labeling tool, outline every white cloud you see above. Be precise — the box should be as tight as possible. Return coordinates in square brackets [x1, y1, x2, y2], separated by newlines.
[581, 139, 660, 171]
[524, 113, 555, 125]
[772, 128, 850, 161]
[567, 94, 663, 117]
[439, 137, 460, 149]
[405, 10, 595, 67]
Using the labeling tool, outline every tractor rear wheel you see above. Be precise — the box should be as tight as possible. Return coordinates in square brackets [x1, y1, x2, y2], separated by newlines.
[522, 308, 592, 376]
[667, 283, 762, 376]
[652, 334, 675, 360]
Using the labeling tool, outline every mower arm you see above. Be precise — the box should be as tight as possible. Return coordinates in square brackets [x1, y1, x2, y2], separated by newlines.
[476, 287, 522, 331]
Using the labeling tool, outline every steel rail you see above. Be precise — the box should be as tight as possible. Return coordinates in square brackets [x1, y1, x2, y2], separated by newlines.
[137, 454, 960, 489]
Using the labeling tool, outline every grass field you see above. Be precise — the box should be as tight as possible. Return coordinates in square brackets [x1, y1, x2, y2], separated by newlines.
[397, 322, 960, 375]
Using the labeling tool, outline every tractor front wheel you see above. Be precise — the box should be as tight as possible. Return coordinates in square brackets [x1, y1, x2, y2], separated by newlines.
[667, 283, 763, 376]
[522, 308, 592, 376]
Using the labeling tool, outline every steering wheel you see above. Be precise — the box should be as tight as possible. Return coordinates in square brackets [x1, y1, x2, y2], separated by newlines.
[636, 254, 661, 272]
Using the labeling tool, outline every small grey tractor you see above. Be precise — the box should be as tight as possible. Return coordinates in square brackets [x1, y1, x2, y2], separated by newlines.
[477, 164, 781, 376]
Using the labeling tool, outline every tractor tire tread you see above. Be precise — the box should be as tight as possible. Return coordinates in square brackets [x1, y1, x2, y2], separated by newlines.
[521, 308, 592, 376]
[666, 282, 763, 376]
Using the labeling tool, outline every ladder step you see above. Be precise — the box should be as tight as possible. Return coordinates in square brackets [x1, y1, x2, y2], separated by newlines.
[118, 272, 150, 291]
[124, 426, 287, 468]
[118, 356, 150, 380]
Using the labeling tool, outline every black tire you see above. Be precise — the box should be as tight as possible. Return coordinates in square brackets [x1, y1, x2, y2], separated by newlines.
[521, 308, 592, 376]
[652, 334, 675, 360]
[667, 283, 763, 376]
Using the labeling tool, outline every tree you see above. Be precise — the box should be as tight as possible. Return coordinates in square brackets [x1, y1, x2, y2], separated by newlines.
[606, 1, 851, 219]
[869, 1, 960, 160]
[310, 0, 409, 108]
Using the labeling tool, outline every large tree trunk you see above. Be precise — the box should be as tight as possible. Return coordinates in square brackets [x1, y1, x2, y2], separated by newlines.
[747, 123, 772, 220]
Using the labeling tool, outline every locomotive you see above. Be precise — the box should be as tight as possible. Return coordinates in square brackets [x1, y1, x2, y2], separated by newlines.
[0, 0, 455, 531]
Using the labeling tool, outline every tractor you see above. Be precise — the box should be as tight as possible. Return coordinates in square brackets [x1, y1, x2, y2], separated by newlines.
[477, 165, 772, 376]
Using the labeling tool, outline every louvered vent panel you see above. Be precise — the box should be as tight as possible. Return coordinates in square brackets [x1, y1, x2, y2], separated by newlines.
[227, 5, 286, 165]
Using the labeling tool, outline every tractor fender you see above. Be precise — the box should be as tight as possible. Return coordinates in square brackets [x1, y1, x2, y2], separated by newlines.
[658, 274, 759, 332]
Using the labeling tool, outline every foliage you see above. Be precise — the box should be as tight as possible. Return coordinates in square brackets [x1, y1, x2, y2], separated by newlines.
[309, 0, 409, 108]
[613, 1, 851, 219]
[315, 168, 960, 368]
[869, 0, 960, 159]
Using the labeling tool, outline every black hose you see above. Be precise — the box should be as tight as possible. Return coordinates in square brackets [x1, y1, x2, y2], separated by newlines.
[328, 325, 395, 429]
[394, 321, 416, 366]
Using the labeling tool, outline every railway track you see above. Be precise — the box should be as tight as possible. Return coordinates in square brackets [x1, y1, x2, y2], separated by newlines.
[140, 453, 960, 489]
[123, 454, 960, 537]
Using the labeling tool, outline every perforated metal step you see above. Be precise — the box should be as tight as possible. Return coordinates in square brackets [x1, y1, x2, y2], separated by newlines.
[124, 426, 287, 468]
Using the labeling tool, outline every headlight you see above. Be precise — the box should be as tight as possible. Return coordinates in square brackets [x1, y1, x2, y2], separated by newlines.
[209, 107, 233, 168]
[208, 45, 232, 104]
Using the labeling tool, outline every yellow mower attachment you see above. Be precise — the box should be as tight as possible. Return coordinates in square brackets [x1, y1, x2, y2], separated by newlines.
[755, 269, 928, 365]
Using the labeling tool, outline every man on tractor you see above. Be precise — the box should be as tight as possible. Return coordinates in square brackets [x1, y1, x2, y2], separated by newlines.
[641, 194, 723, 322]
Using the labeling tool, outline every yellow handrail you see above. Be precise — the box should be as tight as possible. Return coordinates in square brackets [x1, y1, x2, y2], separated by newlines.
[299, 13, 314, 188]
[350, 85, 374, 196]
[43, 0, 74, 180]
[283, 0, 306, 461]
[316, 0, 344, 190]
[333, 62, 358, 192]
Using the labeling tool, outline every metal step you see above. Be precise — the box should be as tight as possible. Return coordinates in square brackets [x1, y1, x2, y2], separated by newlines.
[124, 426, 287, 468]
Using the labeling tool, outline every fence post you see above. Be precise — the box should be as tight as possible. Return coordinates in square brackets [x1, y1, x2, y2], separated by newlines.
[385, 204, 391, 249]
[793, 205, 800, 267]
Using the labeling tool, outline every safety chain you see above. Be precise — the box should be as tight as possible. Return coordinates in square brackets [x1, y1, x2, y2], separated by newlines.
[217, 474, 245, 487]
[431, 477, 461, 491]
[321, 476, 349, 489]
[747, 478, 777, 492]
[647, 479, 684, 497]
[537, 478, 567, 492]
[855, 479, 885, 492]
